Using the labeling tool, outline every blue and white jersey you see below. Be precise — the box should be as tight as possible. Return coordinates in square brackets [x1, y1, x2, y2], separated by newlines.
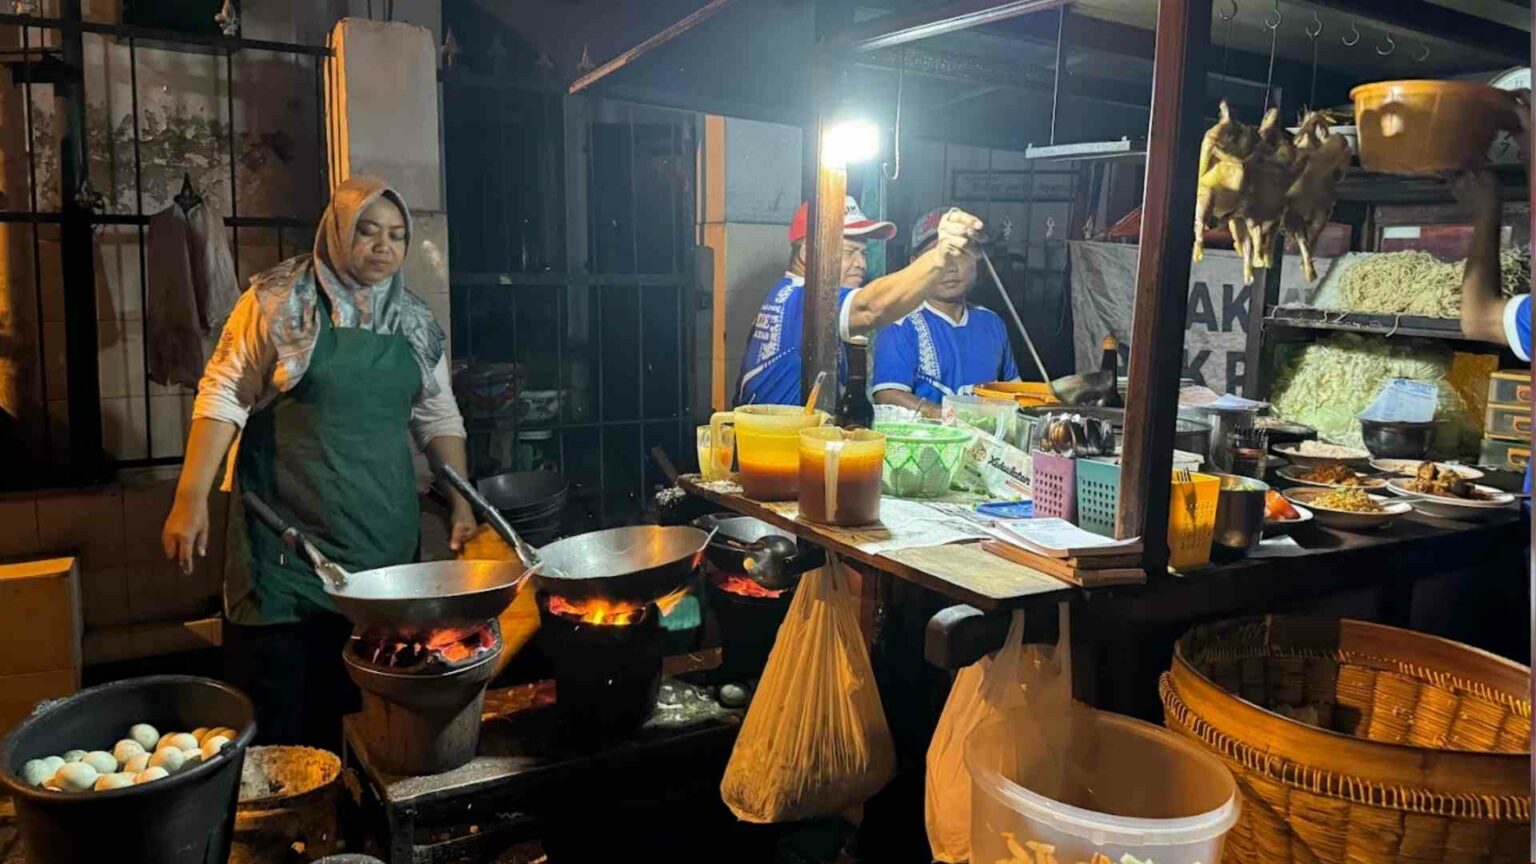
[871, 303, 1020, 404]
[1504, 295, 1531, 495]
[736, 275, 858, 406]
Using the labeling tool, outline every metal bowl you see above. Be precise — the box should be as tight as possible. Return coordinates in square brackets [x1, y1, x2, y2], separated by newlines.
[1212, 474, 1270, 557]
[1359, 419, 1438, 460]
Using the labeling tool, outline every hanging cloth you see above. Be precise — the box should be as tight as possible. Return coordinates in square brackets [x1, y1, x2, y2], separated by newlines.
[146, 200, 239, 388]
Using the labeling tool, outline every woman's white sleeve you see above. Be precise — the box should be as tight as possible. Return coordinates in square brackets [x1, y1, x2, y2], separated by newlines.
[410, 355, 467, 448]
[191, 290, 272, 428]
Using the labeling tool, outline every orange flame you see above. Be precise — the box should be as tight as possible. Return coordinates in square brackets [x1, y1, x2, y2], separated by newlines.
[712, 574, 786, 599]
[545, 587, 691, 626]
[421, 624, 495, 664]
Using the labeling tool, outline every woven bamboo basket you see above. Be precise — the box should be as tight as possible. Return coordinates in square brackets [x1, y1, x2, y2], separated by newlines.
[1160, 616, 1530, 864]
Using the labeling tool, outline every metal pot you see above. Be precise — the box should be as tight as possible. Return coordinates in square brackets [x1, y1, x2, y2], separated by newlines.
[1360, 419, 1438, 459]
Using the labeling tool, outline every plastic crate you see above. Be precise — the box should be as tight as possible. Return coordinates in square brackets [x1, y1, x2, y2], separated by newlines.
[1030, 450, 1078, 522]
[1489, 370, 1531, 406]
[1075, 458, 1121, 537]
[1168, 473, 1221, 570]
[1484, 402, 1531, 441]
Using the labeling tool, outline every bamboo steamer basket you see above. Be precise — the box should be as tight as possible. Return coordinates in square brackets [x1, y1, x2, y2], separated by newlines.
[1160, 616, 1530, 864]
[1351, 80, 1519, 174]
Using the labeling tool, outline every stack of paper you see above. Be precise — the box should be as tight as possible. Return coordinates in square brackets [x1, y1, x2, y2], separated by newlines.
[990, 518, 1142, 558]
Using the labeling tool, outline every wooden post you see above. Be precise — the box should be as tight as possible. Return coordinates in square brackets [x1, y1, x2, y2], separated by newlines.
[802, 115, 849, 407]
[1243, 239, 1285, 399]
[1115, 0, 1211, 562]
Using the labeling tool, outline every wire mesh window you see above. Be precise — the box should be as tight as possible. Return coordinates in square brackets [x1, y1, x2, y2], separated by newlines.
[444, 75, 696, 529]
[0, 8, 327, 487]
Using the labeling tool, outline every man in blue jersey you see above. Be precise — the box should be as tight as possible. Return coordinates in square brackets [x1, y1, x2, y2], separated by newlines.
[735, 198, 985, 406]
[871, 207, 1021, 417]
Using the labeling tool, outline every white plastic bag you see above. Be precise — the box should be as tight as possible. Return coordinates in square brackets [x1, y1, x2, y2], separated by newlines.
[720, 559, 895, 823]
[925, 603, 1073, 863]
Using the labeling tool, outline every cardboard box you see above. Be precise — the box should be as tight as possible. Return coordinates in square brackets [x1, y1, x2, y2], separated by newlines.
[0, 557, 83, 676]
[0, 668, 78, 737]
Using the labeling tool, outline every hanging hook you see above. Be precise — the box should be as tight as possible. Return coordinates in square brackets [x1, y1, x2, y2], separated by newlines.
[1415, 40, 1430, 62]
[1264, 0, 1281, 31]
[1342, 22, 1360, 47]
[1376, 31, 1395, 57]
[1306, 12, 1322, 39]
[1219, 0, 1237, 22]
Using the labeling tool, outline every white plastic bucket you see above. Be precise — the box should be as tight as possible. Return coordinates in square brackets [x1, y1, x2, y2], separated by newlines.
[967, 704, 1238, 864]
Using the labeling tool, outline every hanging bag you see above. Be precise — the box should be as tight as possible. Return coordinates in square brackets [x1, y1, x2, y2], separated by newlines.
[720, 559, 896, 823]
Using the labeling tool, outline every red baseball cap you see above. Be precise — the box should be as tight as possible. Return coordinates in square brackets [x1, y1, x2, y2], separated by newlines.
[787, 196, 897, 243]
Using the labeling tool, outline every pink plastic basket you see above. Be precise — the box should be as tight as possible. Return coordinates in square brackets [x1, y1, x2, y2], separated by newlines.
[1030, 450, 1077, 522]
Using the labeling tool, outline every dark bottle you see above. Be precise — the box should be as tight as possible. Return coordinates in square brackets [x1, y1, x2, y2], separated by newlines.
[837, 336, 875, 429]
[1100, 334, 1120, 376]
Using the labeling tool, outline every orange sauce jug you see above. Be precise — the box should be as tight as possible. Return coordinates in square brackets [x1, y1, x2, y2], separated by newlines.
[798, 427, 885, 526]
[711, 406, 829, 500]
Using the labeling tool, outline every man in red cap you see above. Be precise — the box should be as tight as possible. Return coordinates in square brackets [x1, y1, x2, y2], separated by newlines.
[735, 196, 983, 406]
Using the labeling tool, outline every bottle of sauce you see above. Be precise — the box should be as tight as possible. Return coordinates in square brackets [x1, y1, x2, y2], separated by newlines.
[1100, 334, 1119, 376]
[836, 336, 875, 429]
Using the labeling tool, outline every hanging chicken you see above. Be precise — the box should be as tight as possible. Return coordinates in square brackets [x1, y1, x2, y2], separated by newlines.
[1192, 102, 1347, 285]
[1284, 110, 1352, 282]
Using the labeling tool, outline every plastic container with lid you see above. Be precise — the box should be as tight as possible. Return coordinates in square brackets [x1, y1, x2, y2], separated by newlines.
[967, 703, 1239, 864]
[798, 427, 885, 526]
[1351, 80, 1519, 175]
[711, 406, 829, 500]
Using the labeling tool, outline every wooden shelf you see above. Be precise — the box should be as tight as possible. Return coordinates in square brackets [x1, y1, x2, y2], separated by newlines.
[1264, 306, 1504, 349]
[1335, 165, 1528, 205]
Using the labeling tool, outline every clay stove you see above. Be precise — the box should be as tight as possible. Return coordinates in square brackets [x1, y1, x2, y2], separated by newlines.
[343, 621, 503, 775]
[535, 592, 670, 736]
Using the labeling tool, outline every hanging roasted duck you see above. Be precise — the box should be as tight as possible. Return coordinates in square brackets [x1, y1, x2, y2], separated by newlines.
[1283, 110, 1352, 282]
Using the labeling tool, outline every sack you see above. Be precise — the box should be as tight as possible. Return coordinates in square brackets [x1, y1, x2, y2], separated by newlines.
[720, 560, 895, 823]
[924, 603, 1072, 862]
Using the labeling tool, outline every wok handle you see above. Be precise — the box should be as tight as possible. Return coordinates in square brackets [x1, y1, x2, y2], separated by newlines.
[241, 491, 347, 589]
[435, 463, 542, 571]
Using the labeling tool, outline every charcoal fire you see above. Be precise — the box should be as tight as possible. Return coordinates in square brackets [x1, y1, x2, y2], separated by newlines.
[349, 621, 500, 673]
[543, 587, 690, 626]
[710, 571, 786, 599]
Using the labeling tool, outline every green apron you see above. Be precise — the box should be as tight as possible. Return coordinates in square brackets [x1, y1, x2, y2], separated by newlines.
[233, 297, 422, 624]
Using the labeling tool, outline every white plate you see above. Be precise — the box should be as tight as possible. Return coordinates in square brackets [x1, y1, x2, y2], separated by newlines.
[1368, 459, 1485, 481]
[1276, 465, 1387, 490]
[1282, 488, 1410, 531]
[1385, 479, 1516, 509]
[1273, 444, 1372, 470]
[1262, 503, 1313, 536]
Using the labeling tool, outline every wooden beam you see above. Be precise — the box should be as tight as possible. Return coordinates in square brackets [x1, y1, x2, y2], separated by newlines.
[832, 0, 1070, 54]
[1115, 0, 1211, 560]
[803, 127, 848, 406]
[568, 0, 739, 95]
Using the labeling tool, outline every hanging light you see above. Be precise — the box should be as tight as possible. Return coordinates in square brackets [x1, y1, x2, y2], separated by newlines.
[821, 120, 880, 169]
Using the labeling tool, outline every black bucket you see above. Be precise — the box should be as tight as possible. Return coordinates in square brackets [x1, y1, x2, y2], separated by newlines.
[0, 675, 256, 864]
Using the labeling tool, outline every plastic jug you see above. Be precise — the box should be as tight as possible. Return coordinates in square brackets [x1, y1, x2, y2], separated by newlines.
[711, 406, 829, 500]
[798, 427, 885, 526]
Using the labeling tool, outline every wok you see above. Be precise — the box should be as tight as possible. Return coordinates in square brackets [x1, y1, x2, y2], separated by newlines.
[533, 525, 712, 603]
[241, 492, 527, 633]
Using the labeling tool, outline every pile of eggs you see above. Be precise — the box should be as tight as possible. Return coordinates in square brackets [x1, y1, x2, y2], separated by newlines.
[18, 724, 240, 793]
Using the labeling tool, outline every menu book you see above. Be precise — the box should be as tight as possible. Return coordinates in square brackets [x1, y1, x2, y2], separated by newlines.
[990, 518, 1143, 559]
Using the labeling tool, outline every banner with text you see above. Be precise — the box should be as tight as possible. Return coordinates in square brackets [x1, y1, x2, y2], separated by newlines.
[1068, 241, 1327, 396]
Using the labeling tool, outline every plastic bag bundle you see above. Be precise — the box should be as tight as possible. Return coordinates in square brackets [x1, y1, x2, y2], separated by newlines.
[924, 610, 1030, 862]
[720, 561, 895, 823]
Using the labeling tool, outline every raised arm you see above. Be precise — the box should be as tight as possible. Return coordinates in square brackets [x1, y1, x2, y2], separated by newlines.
[1451, 172, 1508, 346]
[844, 210, 984, 335]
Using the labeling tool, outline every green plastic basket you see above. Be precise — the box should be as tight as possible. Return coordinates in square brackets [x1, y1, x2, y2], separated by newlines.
[1075, 458, 1122, 537]
[873, 422, 972, 498]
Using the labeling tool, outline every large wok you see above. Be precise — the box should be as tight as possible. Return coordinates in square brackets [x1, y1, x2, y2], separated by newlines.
[241, 492, 528, 633]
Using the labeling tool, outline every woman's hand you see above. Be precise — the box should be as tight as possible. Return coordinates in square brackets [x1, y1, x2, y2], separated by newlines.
[448, 500, 477, 552]
[162, 493, 210, 575]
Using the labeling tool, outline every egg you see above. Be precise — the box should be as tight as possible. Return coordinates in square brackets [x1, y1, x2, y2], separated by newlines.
[128, 724, 160, 751]
[133, 767, 169, 784]
[112, 740, 145, 765]
[122, 753, 150, 774]
[52, 762, 98, 791]
[147, 747, 185, 774]
[160, 732, 198, 752]
[81, 751, 117, 775]
[191, 727, 210, 744]
[200, 735, 231, 760]
[61, 750, 86, 764]
[179, 748, 203, 770]
[39, 755, 64, 774]
[20, 759, 54, 787]
[93, 772, 135, 791]
[210, 727, 238, 742]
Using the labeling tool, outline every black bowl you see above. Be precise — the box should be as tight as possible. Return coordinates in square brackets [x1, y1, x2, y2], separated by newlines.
[1359, 419, 1438, 460]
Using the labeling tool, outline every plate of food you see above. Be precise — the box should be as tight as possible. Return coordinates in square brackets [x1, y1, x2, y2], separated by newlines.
[1276, 463, 1388, 490]
[1368, 459, 1485, 481]
[1282, 487, 1410, 531]
[1273, 440, 1372, 470]
[1385, 464, 1517, 519]
[1263, 490, 1313, 536]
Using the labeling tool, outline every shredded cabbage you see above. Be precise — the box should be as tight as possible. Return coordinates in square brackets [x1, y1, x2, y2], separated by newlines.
[1270, 334, 1478, 457]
